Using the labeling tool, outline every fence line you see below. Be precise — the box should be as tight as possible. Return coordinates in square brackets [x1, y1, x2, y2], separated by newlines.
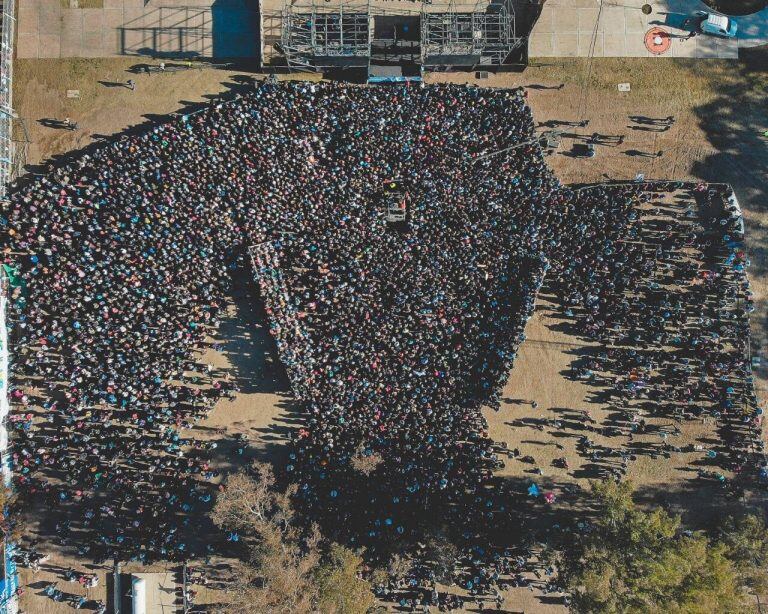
[0, 0, 15, 198]
[0, 3, 19, 610]
[0, 267, 18, 614]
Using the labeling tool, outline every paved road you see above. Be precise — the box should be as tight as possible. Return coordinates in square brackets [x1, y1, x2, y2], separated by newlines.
[734, 0, 768, 46]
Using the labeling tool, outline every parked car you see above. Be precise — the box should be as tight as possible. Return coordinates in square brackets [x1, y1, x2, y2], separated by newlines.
[686, 11, 738, 38]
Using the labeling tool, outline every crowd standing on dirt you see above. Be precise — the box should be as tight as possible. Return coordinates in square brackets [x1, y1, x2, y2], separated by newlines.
[0, 81, 761, 608]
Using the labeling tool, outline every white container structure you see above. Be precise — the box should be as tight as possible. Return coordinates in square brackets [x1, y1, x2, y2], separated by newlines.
[131, 576, 146, 614]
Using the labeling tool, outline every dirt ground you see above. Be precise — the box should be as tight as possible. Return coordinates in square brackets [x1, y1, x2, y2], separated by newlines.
[11, 56, 768, 613]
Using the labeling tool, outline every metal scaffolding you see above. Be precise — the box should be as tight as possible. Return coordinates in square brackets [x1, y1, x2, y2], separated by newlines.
[421, 0, 522, 67]
[275, 0, 526, 71]
[0, 0, 15, 198]
[281, 0, 372, 70]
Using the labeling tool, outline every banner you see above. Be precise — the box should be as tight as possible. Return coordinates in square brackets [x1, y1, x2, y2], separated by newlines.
[0, 273, 18, 614]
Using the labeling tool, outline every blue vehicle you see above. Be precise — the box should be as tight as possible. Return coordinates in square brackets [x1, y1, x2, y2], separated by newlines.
[687, 11, 738, 38]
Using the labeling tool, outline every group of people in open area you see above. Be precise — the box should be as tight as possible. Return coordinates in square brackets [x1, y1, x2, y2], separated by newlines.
[0, 80, 761, 608]
[548, 183, 761, 492]
[1, 81, 558, 565]
[355, 181, 760, 610]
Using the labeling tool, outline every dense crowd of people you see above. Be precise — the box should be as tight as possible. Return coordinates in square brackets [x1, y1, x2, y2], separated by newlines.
[243, 83, 573, 543]
[1, 82, 562, 560]
[0, 82, 761, 602]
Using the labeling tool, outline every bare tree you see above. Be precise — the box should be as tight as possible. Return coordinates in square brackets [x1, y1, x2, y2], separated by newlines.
[223, 523, 321, 614]
[386, 552, 412, 581]
[423, 526, 458, 584]
[350, 447, 383, 477]
[213, 463, 374, 614]
[211, 462, 289, 532]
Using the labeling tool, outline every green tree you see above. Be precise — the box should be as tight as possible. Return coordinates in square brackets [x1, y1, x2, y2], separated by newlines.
[720, 513, 768, 598]
[0, 487, 21, 543]
[558, 481, 752, 614]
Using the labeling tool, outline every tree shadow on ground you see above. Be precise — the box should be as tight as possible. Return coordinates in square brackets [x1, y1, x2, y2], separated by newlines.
[691, 50, 768, 207]
[691, 48, 768, 384]
[692, 46, 768, 390]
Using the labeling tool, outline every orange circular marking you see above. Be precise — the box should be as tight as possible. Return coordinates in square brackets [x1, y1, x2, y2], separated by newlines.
[645, 27, 672, 55]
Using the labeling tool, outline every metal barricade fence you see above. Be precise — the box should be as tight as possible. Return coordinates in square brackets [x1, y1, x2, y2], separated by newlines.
[0, 0, 15, 199]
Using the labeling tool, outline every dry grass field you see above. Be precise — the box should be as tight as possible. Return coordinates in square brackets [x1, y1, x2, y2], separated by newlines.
[10, 56, 768, 613]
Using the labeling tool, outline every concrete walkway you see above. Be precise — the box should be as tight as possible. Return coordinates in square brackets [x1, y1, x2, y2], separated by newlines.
[131, 571, 179, 614]
[16, 0, 768, 60]
[17, 0, 258, 59]
[530, 0, 768, 59]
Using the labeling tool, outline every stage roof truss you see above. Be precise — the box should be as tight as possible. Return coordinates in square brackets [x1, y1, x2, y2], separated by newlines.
[277, 0, 525, 71]
[281, 0, 372, 70]
[421, 0, 523, 67]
